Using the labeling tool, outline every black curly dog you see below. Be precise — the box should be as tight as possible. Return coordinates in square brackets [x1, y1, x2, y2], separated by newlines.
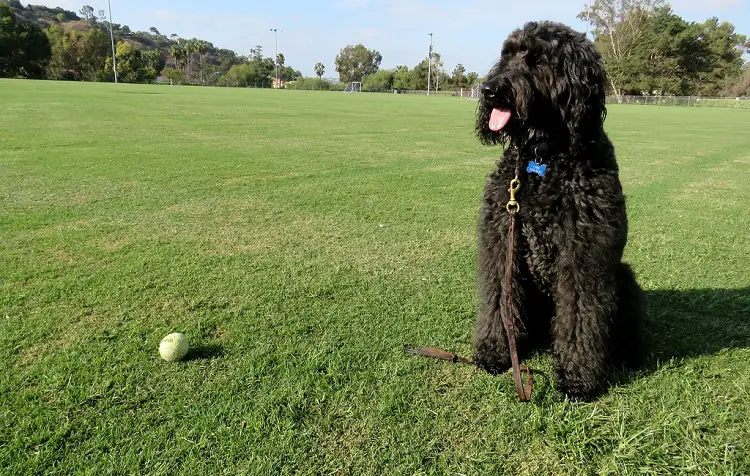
[474, 21, 644, 400]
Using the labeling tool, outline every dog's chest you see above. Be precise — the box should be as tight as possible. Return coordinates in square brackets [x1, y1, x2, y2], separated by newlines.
[518, 174, 563, 292]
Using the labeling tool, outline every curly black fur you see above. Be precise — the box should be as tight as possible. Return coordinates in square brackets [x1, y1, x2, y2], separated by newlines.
[473, 21, 644, 401]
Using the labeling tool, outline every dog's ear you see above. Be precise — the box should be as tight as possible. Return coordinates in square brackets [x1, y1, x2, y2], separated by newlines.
[556, 35, 607, 148]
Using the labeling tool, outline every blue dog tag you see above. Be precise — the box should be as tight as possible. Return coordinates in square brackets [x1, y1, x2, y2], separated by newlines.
[527, 161, 548, 177]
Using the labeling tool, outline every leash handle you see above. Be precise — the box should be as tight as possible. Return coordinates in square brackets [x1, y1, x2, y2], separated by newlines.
[403, 345, 473, 365]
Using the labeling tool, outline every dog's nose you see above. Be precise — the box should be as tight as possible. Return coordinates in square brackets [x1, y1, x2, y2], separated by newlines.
[481, 83, 496, 98]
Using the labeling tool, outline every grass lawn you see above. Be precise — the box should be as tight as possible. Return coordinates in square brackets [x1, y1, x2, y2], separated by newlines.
[1, 79, 749, 474]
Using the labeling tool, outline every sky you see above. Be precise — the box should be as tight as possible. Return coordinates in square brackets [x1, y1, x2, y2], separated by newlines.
[29, 0, 750, 78]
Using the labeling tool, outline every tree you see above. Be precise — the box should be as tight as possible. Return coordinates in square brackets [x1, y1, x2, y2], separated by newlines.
[45, 23, 75, 79]
[246, 55, 274, 86]
[149, 27, 160, 36]
[97, 10, 106, 24]
[450, 63, 467, 88]
[169, 40, 186, 72]
[363, 69, 394, 90]
[392, 65, 412, 90]
[589, 6, 748, 96]
[77, 27, 109, 80]
[79, 5, 95, 23]
[250, 44, 263, 60]
[578, 0, 667, 97]
[696, 18, 747, 95]
[142, 49, 166, 76]
[194, 39, 209, 83]
[728, 65, 750, 96]
[0, 4, 51, 78]
[105, 40, 147, 82]
[410, 52, 443, 90]
[279, 65, 301, 82]
[276, 52, 284, 68]
[162, 67, 183, 84]
[334, 43, 382, 82]
[219, 52, 240, 76]
[224, 63, 251, 87]
[314, 62, 325, 79]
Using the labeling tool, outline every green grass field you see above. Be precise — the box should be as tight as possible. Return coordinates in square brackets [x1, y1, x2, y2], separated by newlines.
[1, 79, 749, 474]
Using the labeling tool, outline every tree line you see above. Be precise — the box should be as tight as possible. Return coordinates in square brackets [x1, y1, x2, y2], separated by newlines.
[581, 0, 749, 96]
[1, 0, 748, 96]
[332, 43, 479, 91]
[0, 1, 300, 87]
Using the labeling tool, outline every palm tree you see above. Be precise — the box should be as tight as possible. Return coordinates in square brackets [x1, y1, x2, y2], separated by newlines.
[195, 40, 209, 83]
[184, 39, 198, 82]
[276, 53, 285, 68]
[314, 62, 325, 80]
[170, 43, 184, 72]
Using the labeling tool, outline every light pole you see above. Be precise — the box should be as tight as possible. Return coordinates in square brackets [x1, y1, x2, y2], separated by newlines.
[107, 0, 117, 83]
[427, 33, 433, 95]
[270, 28, 281, 88]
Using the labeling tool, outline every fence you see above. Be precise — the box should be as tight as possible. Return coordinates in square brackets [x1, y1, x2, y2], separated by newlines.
[607, 95, 750, 109]
[218, 84, 750, 109]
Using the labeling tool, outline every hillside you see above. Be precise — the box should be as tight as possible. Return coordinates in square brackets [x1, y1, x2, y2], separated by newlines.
[1, 0, 302, 86]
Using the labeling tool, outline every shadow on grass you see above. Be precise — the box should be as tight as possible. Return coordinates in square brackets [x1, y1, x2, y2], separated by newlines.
[184, 343, 225, 361]
[643, 287, 750, 363]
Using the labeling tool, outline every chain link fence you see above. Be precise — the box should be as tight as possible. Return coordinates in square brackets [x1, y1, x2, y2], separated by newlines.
[607, 95, 750, 109]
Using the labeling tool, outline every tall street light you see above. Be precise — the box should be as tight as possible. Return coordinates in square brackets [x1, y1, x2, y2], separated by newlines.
[107, 0, 117, 83]
[270, 28, 281, 88]
[427, 33, 433, 96]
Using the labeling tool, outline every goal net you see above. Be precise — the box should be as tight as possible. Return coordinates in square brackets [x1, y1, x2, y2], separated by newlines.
[469, 84, 482, 100]
[343, 81, 362, 93]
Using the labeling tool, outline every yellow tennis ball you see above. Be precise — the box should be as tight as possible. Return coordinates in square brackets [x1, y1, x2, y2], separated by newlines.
[159, 332, 189, 362]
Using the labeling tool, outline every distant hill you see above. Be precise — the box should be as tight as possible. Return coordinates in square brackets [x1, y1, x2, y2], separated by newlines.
[1, 0, 246, 82]
[4, 0, 79, 26]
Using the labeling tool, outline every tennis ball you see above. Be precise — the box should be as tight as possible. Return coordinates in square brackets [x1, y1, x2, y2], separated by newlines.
[159, 332, 189, 362]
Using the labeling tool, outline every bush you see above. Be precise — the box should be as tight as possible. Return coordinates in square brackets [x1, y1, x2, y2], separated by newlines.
[363, 70, 394, 91]
[727, 68, 750, 97]
[162, 67, 184, 84]
[286, 77, 334, 90]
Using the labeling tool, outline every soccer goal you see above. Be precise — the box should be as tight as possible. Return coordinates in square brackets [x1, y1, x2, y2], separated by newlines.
[343, 81, 362, 93]
[468, 84, 482, 100]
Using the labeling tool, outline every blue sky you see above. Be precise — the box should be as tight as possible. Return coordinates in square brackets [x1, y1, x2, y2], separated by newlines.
[33, 0, 750, 77]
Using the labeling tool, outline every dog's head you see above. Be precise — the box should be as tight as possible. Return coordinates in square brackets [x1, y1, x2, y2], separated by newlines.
[476, 21, 607, 151]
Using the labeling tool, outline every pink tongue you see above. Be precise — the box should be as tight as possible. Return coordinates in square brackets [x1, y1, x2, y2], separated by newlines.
[489, 108, 511, 131]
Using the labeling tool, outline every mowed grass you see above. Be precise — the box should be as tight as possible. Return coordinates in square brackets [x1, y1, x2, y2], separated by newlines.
[1, 79, 749, 474]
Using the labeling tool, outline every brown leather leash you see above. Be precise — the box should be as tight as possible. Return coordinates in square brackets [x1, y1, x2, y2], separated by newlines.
[504, 173, 533, 401]
[404, 171, 533, 402]
[403, 345, 473, 365]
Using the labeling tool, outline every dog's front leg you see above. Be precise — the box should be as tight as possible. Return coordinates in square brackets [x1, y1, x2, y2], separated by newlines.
[551, 246, 617, 401]
[474, 212, 523, 374]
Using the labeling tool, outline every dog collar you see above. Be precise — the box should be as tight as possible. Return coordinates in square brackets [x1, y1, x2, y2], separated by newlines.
[529, 141, 562, 160]
[523, 141, 561, 177]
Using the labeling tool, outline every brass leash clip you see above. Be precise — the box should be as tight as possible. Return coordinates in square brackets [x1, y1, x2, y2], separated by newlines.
[506, 177, 521, 213]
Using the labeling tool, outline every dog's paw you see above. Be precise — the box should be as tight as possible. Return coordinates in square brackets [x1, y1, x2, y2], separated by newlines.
[555, 376, 602, 402]
[474, 349, 511, 375]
